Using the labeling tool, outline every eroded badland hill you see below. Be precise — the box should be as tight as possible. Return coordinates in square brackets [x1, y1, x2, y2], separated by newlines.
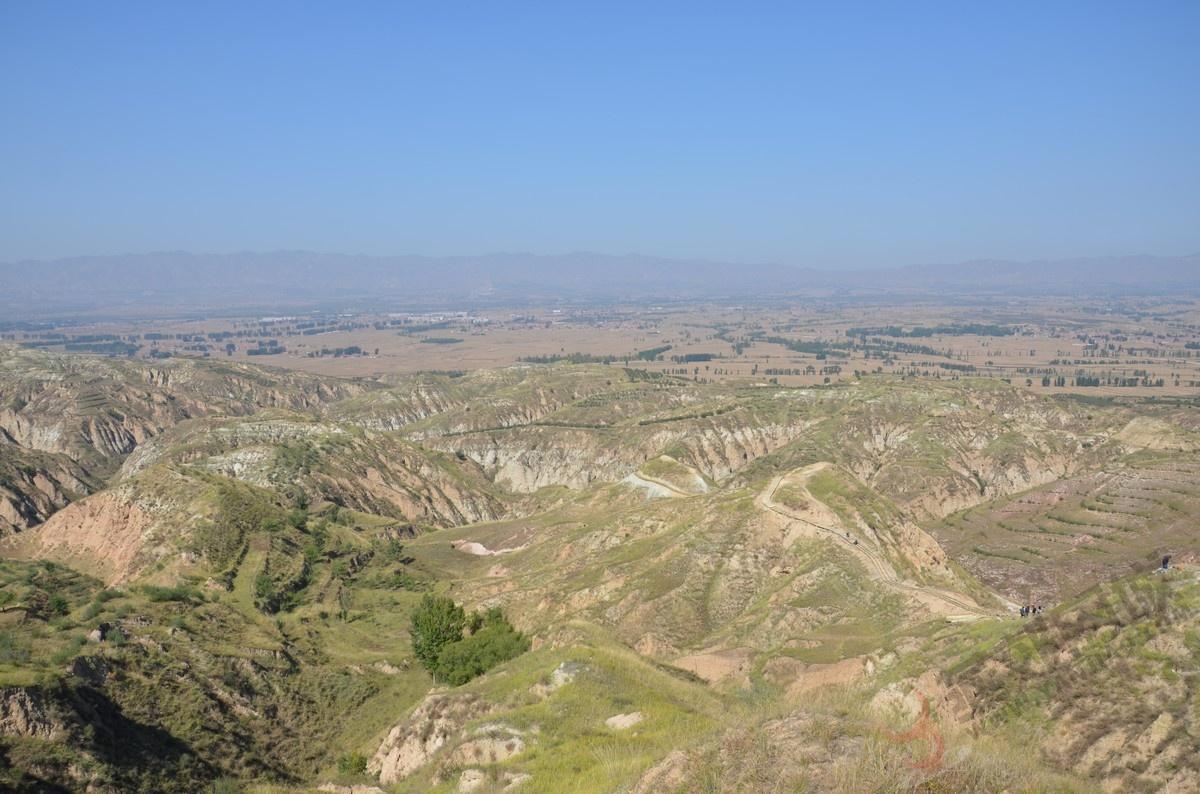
[0, 347, 1197, 792]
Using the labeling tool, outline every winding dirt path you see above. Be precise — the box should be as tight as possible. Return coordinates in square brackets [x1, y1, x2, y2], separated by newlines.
[758, 470, 1006, 620]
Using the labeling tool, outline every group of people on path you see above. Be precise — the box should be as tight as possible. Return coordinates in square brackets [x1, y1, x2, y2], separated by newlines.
[1015, 554, 1175, 619]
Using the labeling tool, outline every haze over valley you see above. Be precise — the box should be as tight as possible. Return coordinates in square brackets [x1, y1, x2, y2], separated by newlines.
[2, 251, 1198, 317]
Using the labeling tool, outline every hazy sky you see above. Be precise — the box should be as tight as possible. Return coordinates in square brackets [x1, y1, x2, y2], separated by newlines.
[2, 2, 1197, 267]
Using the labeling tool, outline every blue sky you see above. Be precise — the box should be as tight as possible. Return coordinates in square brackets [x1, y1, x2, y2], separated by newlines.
[2, 1, 1197, 267]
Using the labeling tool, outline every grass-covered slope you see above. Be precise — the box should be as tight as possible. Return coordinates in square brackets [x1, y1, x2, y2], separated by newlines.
[956, 567, 1200, 792]
[0, 350, 1197, 792]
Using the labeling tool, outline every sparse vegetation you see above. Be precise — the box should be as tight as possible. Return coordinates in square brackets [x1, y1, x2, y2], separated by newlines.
[0, 342, 1197, 792]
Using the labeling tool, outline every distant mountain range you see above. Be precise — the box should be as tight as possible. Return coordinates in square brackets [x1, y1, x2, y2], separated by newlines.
[1, 250, 1197, 318]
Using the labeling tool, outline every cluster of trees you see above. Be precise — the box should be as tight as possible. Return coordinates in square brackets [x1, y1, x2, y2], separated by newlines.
[519, 352, 617, 364]
[247, 340, 285, 355]
[410, 594, 529, 685]
[62, 341, 141, 355]
[1038, 374, 1166, 388]
[762, 336, 851, 357]
[306, 345, 369, 358]
[398, 320, 454, 335]
[635, 344, 672, 360]
[846, 324, 1015, 338]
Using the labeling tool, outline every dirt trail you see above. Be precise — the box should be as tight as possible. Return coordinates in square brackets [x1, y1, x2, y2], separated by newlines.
[757, 469, 1006, 620]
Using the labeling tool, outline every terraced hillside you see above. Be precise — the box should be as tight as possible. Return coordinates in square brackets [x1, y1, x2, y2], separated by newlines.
[0, 347, 1195, 792]
[931, 451, 1200, 603]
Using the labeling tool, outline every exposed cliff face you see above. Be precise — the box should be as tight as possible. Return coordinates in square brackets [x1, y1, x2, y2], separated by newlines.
[674, 420, 807, 481]
[0, 446, 94, 533]
[330, 383, 465, 431]
[0, 349, 375, 541]
[6, 482, 174, 584]
[0, 348, 369, 468]
[429, 416, 810, 494]
[313, 450, 502, 526]
[120, 415, 507, 528]
[439, 428, 638, 492]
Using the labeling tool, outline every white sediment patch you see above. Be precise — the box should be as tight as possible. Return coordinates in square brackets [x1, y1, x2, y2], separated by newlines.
[451, 539, 527, 556]
[620, 473, 675, 499]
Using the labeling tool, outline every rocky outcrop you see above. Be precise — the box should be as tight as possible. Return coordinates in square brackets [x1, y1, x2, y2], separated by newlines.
[318, 785, 387, 794]
[333, 383, 468, 431]
[604, 711, 644, 730]
[869, 670, 975, 728]
[368, 694, 492, 785]
[441, 428, 639, 492]
[0, 686, 70, 740]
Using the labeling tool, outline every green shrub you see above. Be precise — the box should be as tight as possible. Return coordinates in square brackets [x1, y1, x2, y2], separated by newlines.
[337, 752, 367, 775]
[50, 635, 86, 665]
[210, 778, 241, 794]
[384, 570, 422, 591]
[0, 632, 31, 664]
[434, 619, 530, 686]
[197, 485, 282, 567]
[254, 574, 280, 613]
[47, 594, 70, 616]
[141, 584, 198, 603]
[287, 507, 308, 530]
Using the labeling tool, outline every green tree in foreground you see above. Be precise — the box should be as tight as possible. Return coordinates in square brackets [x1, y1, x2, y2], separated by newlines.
[410, 594, 467, 672]
[409, 595, 529, 684]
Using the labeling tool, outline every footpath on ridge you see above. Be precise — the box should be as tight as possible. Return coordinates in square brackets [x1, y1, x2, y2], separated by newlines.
[757, 469, 1010, 621]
